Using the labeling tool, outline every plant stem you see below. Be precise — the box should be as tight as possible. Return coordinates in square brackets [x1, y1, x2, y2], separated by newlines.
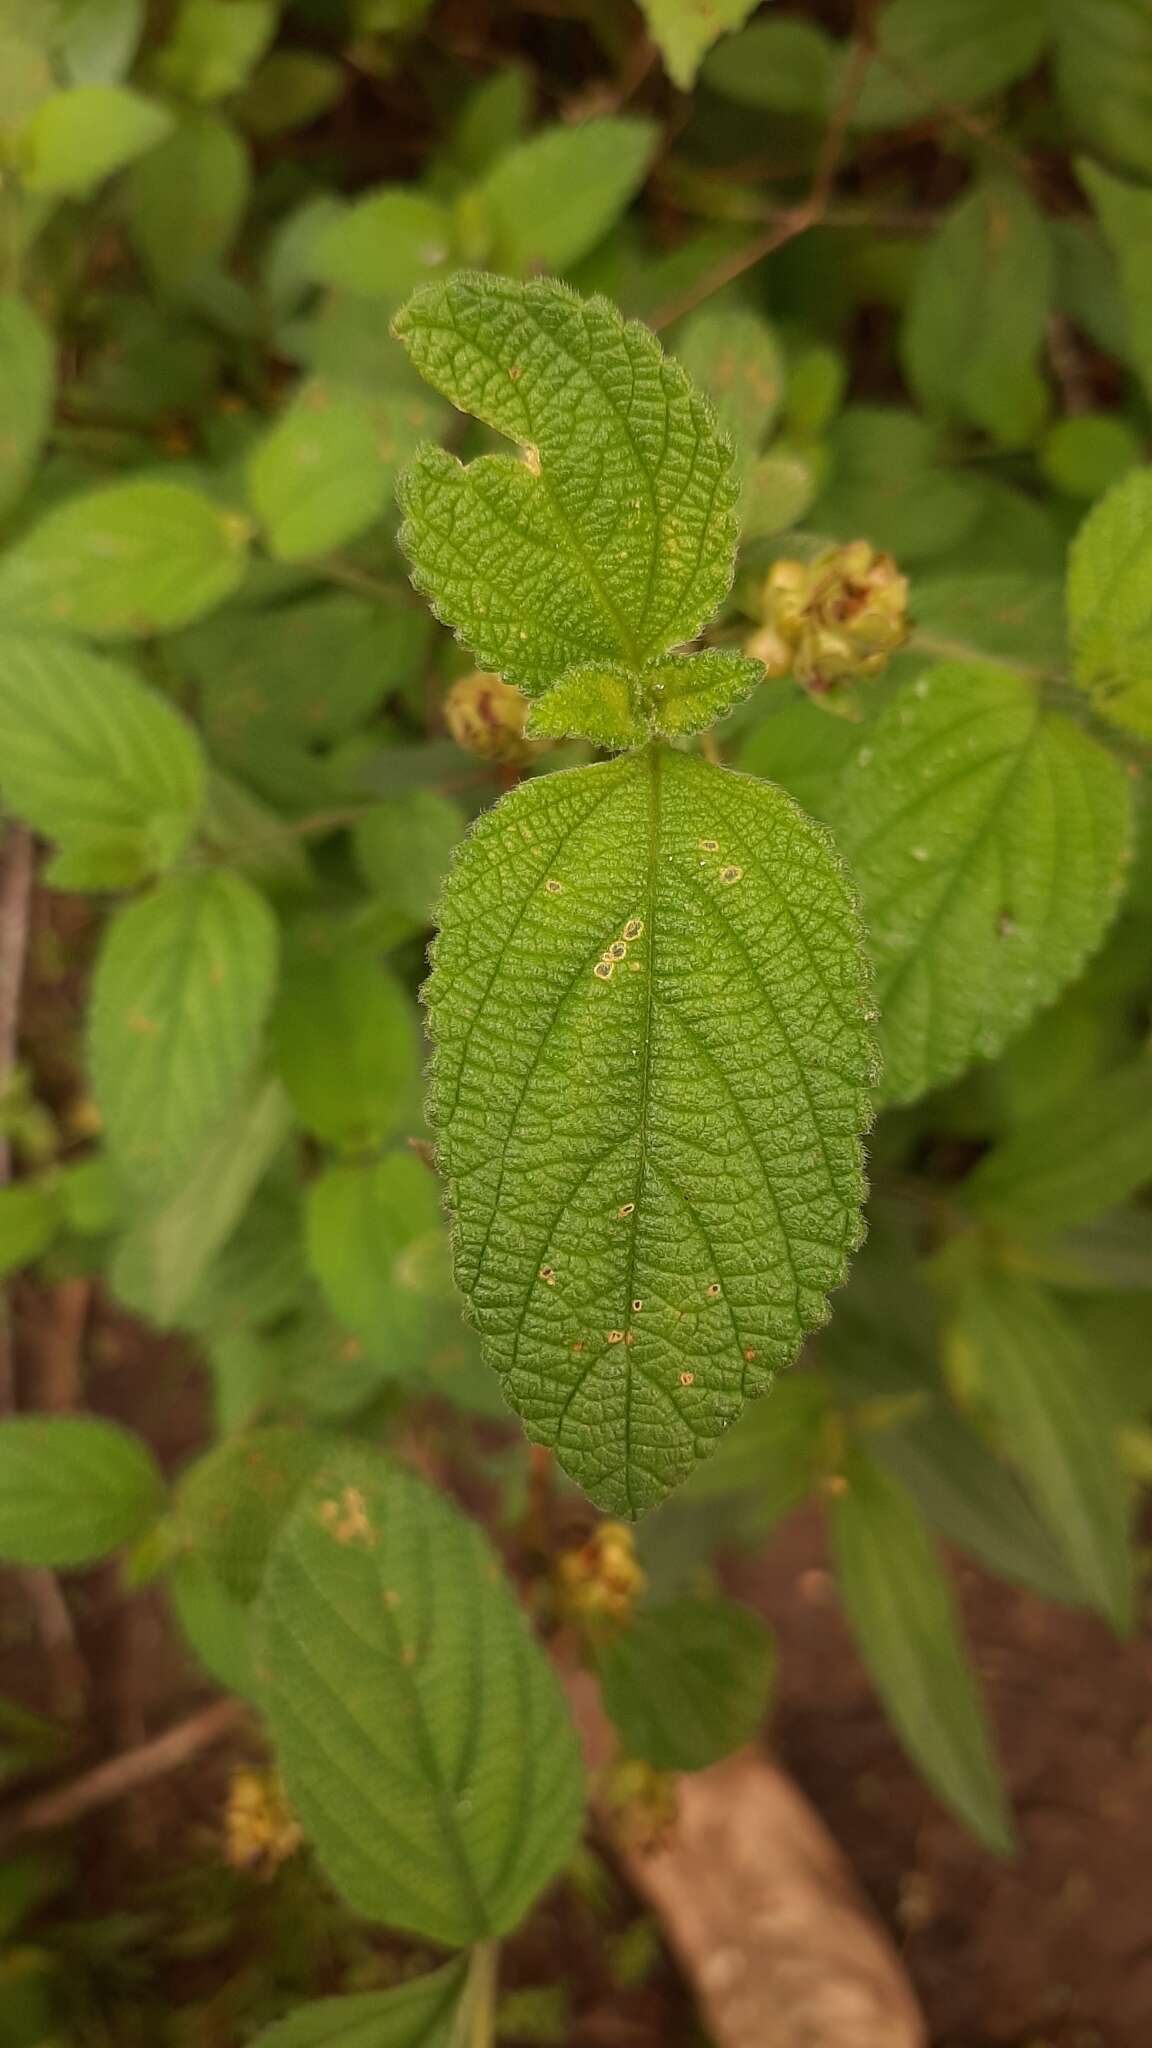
[461, 1941, 498, 2048]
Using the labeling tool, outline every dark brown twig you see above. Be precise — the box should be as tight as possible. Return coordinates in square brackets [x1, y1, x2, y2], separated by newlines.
[1, 1698, 247, 1844]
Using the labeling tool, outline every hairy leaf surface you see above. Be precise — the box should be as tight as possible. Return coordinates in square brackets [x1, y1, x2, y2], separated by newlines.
[427, 746, 875, 1515]
[394, 273, 745, 730]
[823, 663, 1133, 1104]
[255, 1447, 583, 1944]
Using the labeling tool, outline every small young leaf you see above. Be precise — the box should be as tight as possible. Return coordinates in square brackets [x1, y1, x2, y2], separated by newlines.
[477, 118, 656, 276]
[19, 84, 171, 195]
[0, 480, 250, 639]
[394, 273, 741, 699]
[0, 1417, 164, 1568]
[827, 1444, 1013, 1854]
[248, 1963, 470, 2048]
[902, 176, 1052, 447]
[964, 1056, 1152, 1232]
[235, 51, 344, 138]
[255, 1446, 584, 1944]
[270, 937, 421, 1151]
[306, 1151, 446, 1360]
[637, 0, 760, 88]
[0, 296, 53, 518]
[1077, 160, 1152, 409]
[0, 634, 204, 880]
[311, 189, 453, 299]
[89, 870, 279, 1200]
[525, 651, 761, 748]
[1067, 467, 1152, 738]
[597, 1596, 774, 1770]
[823, 663, 1133, 1104]
[1040, 413, 1140, 501]
[950, 1267, 1134, 1629]
[124, 112, 250, 297]
[426, 744, 875, 1515]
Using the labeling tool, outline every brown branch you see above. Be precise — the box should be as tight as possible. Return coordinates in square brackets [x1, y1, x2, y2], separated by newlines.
[1, 1698, 247, 1844]
[649, 13, 879, 331]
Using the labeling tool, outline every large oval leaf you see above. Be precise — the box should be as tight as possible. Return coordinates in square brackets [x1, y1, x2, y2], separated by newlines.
[255, 1447, 583, 1946]
[427, 744, 875, 1515]
[824, 663, 1133, 1104]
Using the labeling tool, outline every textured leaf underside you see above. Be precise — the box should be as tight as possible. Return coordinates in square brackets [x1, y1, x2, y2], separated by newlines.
[394, 271, 756, 736]
[427, 745, 876, 1515]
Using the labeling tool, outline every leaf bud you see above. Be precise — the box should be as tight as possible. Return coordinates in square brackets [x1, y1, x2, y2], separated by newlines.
[443, 670, 538, 764]
[746, 541, 909, 712]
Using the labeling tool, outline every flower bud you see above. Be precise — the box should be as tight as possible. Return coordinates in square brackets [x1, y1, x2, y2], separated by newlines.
[555, 1519, 646, 1626]
[746, 541, 909, 712]
[443, 670, 537, 764]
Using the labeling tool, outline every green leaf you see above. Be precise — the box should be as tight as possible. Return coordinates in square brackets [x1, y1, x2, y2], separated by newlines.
[426, 744, 875, 1515]
[949, 1266, 1134, 1629]
[1040, 413, 1141, 500]
[246, 376, 444, 561]
[0, 480, 250, 640]
[674, 307, 785, 470]
[812, 406, 981, 563]
[0, 1417, 164, 1567]
[597, 1596, 773, 1770]
[827, 1443, 1013, 1853]
[637, 0, 759, 88]
[0, 1182, 58, 1277]
[248, 1963, 470, 2048]
[394, 273, 742, 706]
[823, 663, 1133, 1104]
[234, 50, 344, 137]
[124, 111, 250, 297]
[310, 189, 452, 300]
[18, 83, 170, 195]
[255, 1445, 584, 1944]
[1054, 0, 1152, 181]
[110, 1077, 290, 1326]
[700, 18, 836, 113]
[1067, 467, 1152, 738]
[1077, 159, 1152, 409]
[305, 1151, 447, 1361]
[89, 870, 279, 1201]
[0, 296, 53, 520]
[869, 1398, 1080, 1604]
[524, 651, 762, 749]
[674, 1372, 830, 1512]
[0, 634, 204, 881]
[152, 0, 276, 103]
[476, 118, 656, 276]
[909, 571, 1067, 674]
[965, 1056, 1152, 1232]
[902, 176, 1052, 447]
[57, 0, 144, 86]
[167, 1550, 253, 1693]
[175, 1426, 337, 1602]
[847, 0, 1050, 130]
[443, 68, 532, 184]
[352, 789, 467, 929]
[270, 937, 421, 1151]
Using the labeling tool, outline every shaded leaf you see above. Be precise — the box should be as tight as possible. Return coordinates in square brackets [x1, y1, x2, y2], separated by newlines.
[597, 1596, 774, 1770]
[0, 295, 53, 518]
[637, 0, 760, 88]
[965, 1056, 1152, 1232]
[124, 111, 250, 297]
[89, 870, 279, 1199]
[827, 1443, 1013, 1853]
[0, 1417, 164, 1567]
[1067, 466, 1152, 738]
[270, 937, 422, 1150]
[248, 1963, 469, 2048]
[477, 118, 656, 276]
[255, 1446, 584, 1944]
